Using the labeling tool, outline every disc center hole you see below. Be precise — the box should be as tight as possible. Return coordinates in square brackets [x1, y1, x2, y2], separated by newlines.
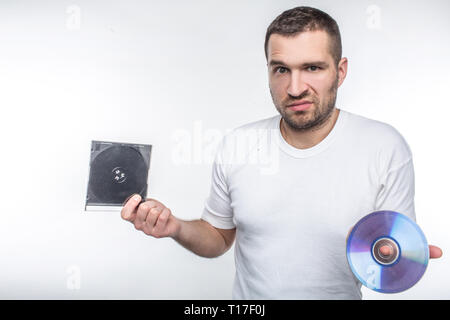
[372, 237, 400, 266]
[379, 244, 393, 257]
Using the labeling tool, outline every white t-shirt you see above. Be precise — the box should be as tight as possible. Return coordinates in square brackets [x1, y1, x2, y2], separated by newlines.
[201, 108, 415, 300]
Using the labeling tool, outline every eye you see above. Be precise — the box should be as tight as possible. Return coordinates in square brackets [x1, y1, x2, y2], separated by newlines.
[307, 66, 321, 72]
[275, 66, 288, 74]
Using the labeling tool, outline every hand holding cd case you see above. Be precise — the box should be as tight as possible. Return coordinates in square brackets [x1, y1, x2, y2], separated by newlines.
[85, 140, 152, 212]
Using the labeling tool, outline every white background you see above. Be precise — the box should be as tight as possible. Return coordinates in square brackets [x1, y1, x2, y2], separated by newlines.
[0, 0, 448, 299]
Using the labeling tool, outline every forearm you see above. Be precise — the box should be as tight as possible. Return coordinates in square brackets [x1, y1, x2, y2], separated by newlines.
[171, 218, 227, 258]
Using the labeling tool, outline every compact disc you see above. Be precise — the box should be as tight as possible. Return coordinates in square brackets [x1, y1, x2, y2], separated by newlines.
[89, 145, 148, 204]
[346, 210, 429, 293]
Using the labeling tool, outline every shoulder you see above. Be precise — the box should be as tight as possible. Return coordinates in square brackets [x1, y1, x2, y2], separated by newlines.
[343, 109, 413, 170]
[344, 111, 405, 142]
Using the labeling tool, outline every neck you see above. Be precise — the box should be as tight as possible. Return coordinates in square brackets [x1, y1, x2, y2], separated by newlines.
[280, 108, 340, 149]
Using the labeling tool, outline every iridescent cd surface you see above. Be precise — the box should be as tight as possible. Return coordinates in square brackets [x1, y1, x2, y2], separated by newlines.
[346, 210, 429, 293]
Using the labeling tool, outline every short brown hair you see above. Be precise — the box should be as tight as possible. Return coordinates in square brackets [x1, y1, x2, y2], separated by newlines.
[264, 6, 342, 67]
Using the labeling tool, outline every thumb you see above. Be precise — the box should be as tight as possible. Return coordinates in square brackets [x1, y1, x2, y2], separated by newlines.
[429, 245, 443, 259]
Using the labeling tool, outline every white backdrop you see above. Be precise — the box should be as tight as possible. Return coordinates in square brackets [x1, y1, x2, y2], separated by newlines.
[0, 0, 448, 299]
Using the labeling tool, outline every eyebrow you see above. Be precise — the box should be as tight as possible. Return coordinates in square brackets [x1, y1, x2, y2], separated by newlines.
[268, 60, 330, 68]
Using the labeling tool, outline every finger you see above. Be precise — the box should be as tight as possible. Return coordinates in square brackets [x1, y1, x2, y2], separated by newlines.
[429, 245, 443, 259]
[135, 202, 152, 229]
[153, 207, 170, 235]
[121, 194, 141, 221]
[346, 226, 354, 242]
[143, 207, 162, 233]
[379, 245, 393, 256]
[143, 199, 160, 210]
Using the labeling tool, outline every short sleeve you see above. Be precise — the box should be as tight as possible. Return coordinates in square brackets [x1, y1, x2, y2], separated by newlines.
[201, 136, 236, 229]
[375, 156, 416, 222]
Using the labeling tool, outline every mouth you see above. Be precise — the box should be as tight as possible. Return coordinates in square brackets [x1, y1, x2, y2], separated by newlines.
[287, 100, 313, 111]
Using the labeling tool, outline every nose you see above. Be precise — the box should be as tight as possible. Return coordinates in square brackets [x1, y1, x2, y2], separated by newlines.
[287, 70, 309, 98]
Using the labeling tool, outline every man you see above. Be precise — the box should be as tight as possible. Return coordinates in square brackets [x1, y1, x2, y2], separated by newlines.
[121, 6, 442, 299]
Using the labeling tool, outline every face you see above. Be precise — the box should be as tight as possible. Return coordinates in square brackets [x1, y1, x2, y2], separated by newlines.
[267, 30, 347, 131]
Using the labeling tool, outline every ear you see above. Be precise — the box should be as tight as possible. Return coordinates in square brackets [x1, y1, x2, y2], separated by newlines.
[337, 57, 348, 88]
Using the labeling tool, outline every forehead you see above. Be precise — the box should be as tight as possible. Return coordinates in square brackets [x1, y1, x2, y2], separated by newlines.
[267, 30, 333, 65]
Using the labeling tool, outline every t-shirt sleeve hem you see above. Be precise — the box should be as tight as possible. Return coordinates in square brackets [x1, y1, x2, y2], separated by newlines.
[201, 206, 236, 229]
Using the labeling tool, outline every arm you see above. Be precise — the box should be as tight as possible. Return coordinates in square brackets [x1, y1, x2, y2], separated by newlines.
[121, 134, 238, 257]
[121, 194, 236, 258]
[172, 219, 236, 258]
[369, 144, 442, 258]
